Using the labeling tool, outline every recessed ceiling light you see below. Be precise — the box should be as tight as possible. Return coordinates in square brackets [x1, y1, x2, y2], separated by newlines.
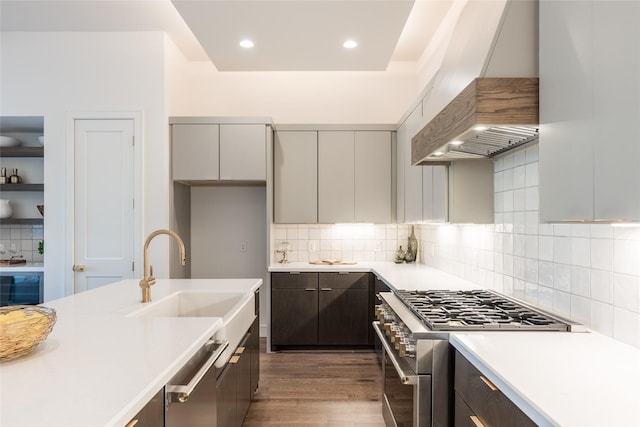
[240, 39, 254, 48]
[343, 40, 358, 49]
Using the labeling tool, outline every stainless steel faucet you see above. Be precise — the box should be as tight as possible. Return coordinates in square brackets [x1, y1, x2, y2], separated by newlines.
[139, 229, 186, 303]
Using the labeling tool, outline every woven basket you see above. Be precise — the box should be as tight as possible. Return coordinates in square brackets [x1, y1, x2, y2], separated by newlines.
[0, 305, 56, 361]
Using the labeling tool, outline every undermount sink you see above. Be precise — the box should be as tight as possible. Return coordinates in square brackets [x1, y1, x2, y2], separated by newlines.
[130, 290, 256, 367]
[130, 291, 246, 319]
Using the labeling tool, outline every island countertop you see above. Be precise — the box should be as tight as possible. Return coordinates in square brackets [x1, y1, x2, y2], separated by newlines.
[0, 278, 261, 427]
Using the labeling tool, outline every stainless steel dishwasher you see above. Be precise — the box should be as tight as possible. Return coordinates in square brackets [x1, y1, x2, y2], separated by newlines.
[165, 339, 228, 426]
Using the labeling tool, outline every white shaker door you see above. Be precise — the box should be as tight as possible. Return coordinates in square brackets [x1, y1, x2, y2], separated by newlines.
[73, 119, 135, 292]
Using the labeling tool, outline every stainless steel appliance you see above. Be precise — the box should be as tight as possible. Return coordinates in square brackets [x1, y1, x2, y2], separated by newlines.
[373, 289, 583, 427]
[165, 339, 228, 426]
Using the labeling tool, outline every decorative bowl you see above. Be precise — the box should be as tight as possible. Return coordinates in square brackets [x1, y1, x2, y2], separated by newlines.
[37, 205, 44, 216]
[0, 305, 57, 361]
[0, 136, 21, 147]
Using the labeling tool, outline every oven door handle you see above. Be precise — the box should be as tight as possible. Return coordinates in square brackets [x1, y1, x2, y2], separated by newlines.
[373, 321, 417, 385]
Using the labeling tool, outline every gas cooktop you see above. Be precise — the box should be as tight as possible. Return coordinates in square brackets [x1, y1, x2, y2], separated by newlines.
[394, 289, 576, 332]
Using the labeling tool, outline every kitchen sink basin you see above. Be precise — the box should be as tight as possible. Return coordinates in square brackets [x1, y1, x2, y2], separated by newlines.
[130, 291, 246, 318]
[130, 290, 256, 367]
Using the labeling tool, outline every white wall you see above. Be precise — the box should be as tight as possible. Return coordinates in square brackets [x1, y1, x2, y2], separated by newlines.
[0, 32, 169, 300]
[167, 61, 419, 124]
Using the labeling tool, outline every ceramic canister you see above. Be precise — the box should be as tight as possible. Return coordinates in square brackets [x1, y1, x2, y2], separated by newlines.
[0, 199, 12, 219]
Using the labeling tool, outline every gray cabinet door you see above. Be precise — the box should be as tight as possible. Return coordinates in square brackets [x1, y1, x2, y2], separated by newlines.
[423, 165, 448, 222]
[403, 104, 424, 223]
[355, 131, 392, 223]
[220, 124, 266, 181]
[540, 1, 640, 221]
[172, 124, 220, 181]
[274, 131, 318, 223]
[318, 131, 355, 223]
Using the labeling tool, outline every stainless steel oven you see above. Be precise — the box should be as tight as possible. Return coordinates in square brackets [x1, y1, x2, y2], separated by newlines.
[374, 289, 582, 427]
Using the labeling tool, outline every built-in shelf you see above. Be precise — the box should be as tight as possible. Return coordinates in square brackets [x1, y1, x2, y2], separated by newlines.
[0, 147, 44, 158]
[0, 218, 43, 225]
[0, 184, 44, 191]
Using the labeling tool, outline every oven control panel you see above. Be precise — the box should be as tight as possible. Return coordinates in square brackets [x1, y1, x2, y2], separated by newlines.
[375, 305, 416, 358]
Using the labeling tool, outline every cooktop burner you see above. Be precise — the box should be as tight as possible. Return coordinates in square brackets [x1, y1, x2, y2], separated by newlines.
[394, 289, 572, 331]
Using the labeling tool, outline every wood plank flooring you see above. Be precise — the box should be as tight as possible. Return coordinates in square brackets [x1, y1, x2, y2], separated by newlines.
[243, 340, 385, 426]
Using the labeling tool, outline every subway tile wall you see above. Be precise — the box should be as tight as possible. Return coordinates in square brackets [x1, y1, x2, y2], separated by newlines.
[0, 224, 44, 262]
[271, 223, 415, 264]
[419, 143, 640, 348]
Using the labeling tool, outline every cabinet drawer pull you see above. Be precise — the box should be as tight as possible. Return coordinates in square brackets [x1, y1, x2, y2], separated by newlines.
[470, 415, 486, 427]
[124, 420, 139, 427]
[289, 271, 301, 275]
[320, 288, 332, 291]
[480, 375, 498, 391]
[235, 346, 245, 354]
[304, 288, 316, 291]
[229, 355, 240, 364]
[338, 271, 349, 275]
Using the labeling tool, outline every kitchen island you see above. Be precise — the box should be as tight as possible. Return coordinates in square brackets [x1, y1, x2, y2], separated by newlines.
[0, 278, 261, 427]
[269, 262, 640, 427]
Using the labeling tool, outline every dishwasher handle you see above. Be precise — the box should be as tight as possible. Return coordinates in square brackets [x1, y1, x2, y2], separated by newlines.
[166, 340, 229, 403]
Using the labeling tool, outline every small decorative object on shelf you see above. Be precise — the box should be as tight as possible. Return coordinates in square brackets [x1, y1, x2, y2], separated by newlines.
[38, 241, 44, 255]
[37, 205, 44, 216]
[0, 168, 6, 184]
[405, 225, 418, 263]
[394, 246, 406, 263]
[0, 199, 12, 219]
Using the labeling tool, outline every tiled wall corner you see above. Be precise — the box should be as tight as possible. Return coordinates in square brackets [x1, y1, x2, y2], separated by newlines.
[419, 143, 640, 348]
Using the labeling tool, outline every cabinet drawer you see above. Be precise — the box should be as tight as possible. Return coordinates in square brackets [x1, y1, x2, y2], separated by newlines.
[271, 272, 318, 289]
[318, 272, 369, 289]
[454, 392, 479, 427]
[455, 351, 536, 427]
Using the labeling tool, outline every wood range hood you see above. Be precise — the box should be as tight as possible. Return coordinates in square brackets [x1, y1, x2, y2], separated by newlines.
[411, 78, 539, 165]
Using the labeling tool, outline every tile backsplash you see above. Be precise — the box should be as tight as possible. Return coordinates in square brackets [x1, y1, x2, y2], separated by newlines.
[269, 143, 640, 348]
[0, 224, 44, 262]
[419, 143, 640, 348]
[271, 223, 414, 264]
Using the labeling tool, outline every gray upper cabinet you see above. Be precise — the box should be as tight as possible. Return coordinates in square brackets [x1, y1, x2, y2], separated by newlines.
[274, 128, 393, 224]
[172, 124, 220, 181]
[422, 165, 447, 222]
[355, 131, 392, 223]
[318, 131, 355, 223]
[220, 124, 266, 180]
[274, 131, 318, 223]
[403, 104, 424, 223]
[539, 1, 640, 221]
[171, 120, 267, 182]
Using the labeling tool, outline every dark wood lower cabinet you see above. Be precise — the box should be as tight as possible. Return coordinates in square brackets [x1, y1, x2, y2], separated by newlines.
[271, 272, 373, 349]
[216, 319, 258, 427]
[454, 351, 536, 427]
[318, 272, 370, 345]
[125, 387, 164, 427]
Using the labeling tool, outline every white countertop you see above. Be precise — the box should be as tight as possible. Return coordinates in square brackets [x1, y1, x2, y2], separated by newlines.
[0, 278, 261, 427]
[270, 261, 640, 427]
[0, 262, 44, 272]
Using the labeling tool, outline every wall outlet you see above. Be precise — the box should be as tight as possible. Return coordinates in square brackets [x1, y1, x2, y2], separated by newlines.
[240, 241, 248, 252]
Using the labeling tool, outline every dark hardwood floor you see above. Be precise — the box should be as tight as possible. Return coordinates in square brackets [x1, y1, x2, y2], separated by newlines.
[243, 340, 385, 426]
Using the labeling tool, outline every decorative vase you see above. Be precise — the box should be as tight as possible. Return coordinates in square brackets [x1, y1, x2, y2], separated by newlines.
[405, 225, 418, 263]
[394, 246, 406, 263]
[0, 199, 12, 219]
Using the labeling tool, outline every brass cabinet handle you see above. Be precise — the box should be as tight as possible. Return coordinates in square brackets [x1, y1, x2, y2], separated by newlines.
[235, 346, 245, 354]
[229, 355, 240, 364]
[72, 264, 86, 272]
[124, 419, 139, 427]
[470, 415, 486, 427]
[320, 288, 332, 291]
[480, 375, 498, 391]
[304, 288, 316, 291]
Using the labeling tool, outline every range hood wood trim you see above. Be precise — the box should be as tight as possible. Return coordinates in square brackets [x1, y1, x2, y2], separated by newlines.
[411, 78, 539, 165]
